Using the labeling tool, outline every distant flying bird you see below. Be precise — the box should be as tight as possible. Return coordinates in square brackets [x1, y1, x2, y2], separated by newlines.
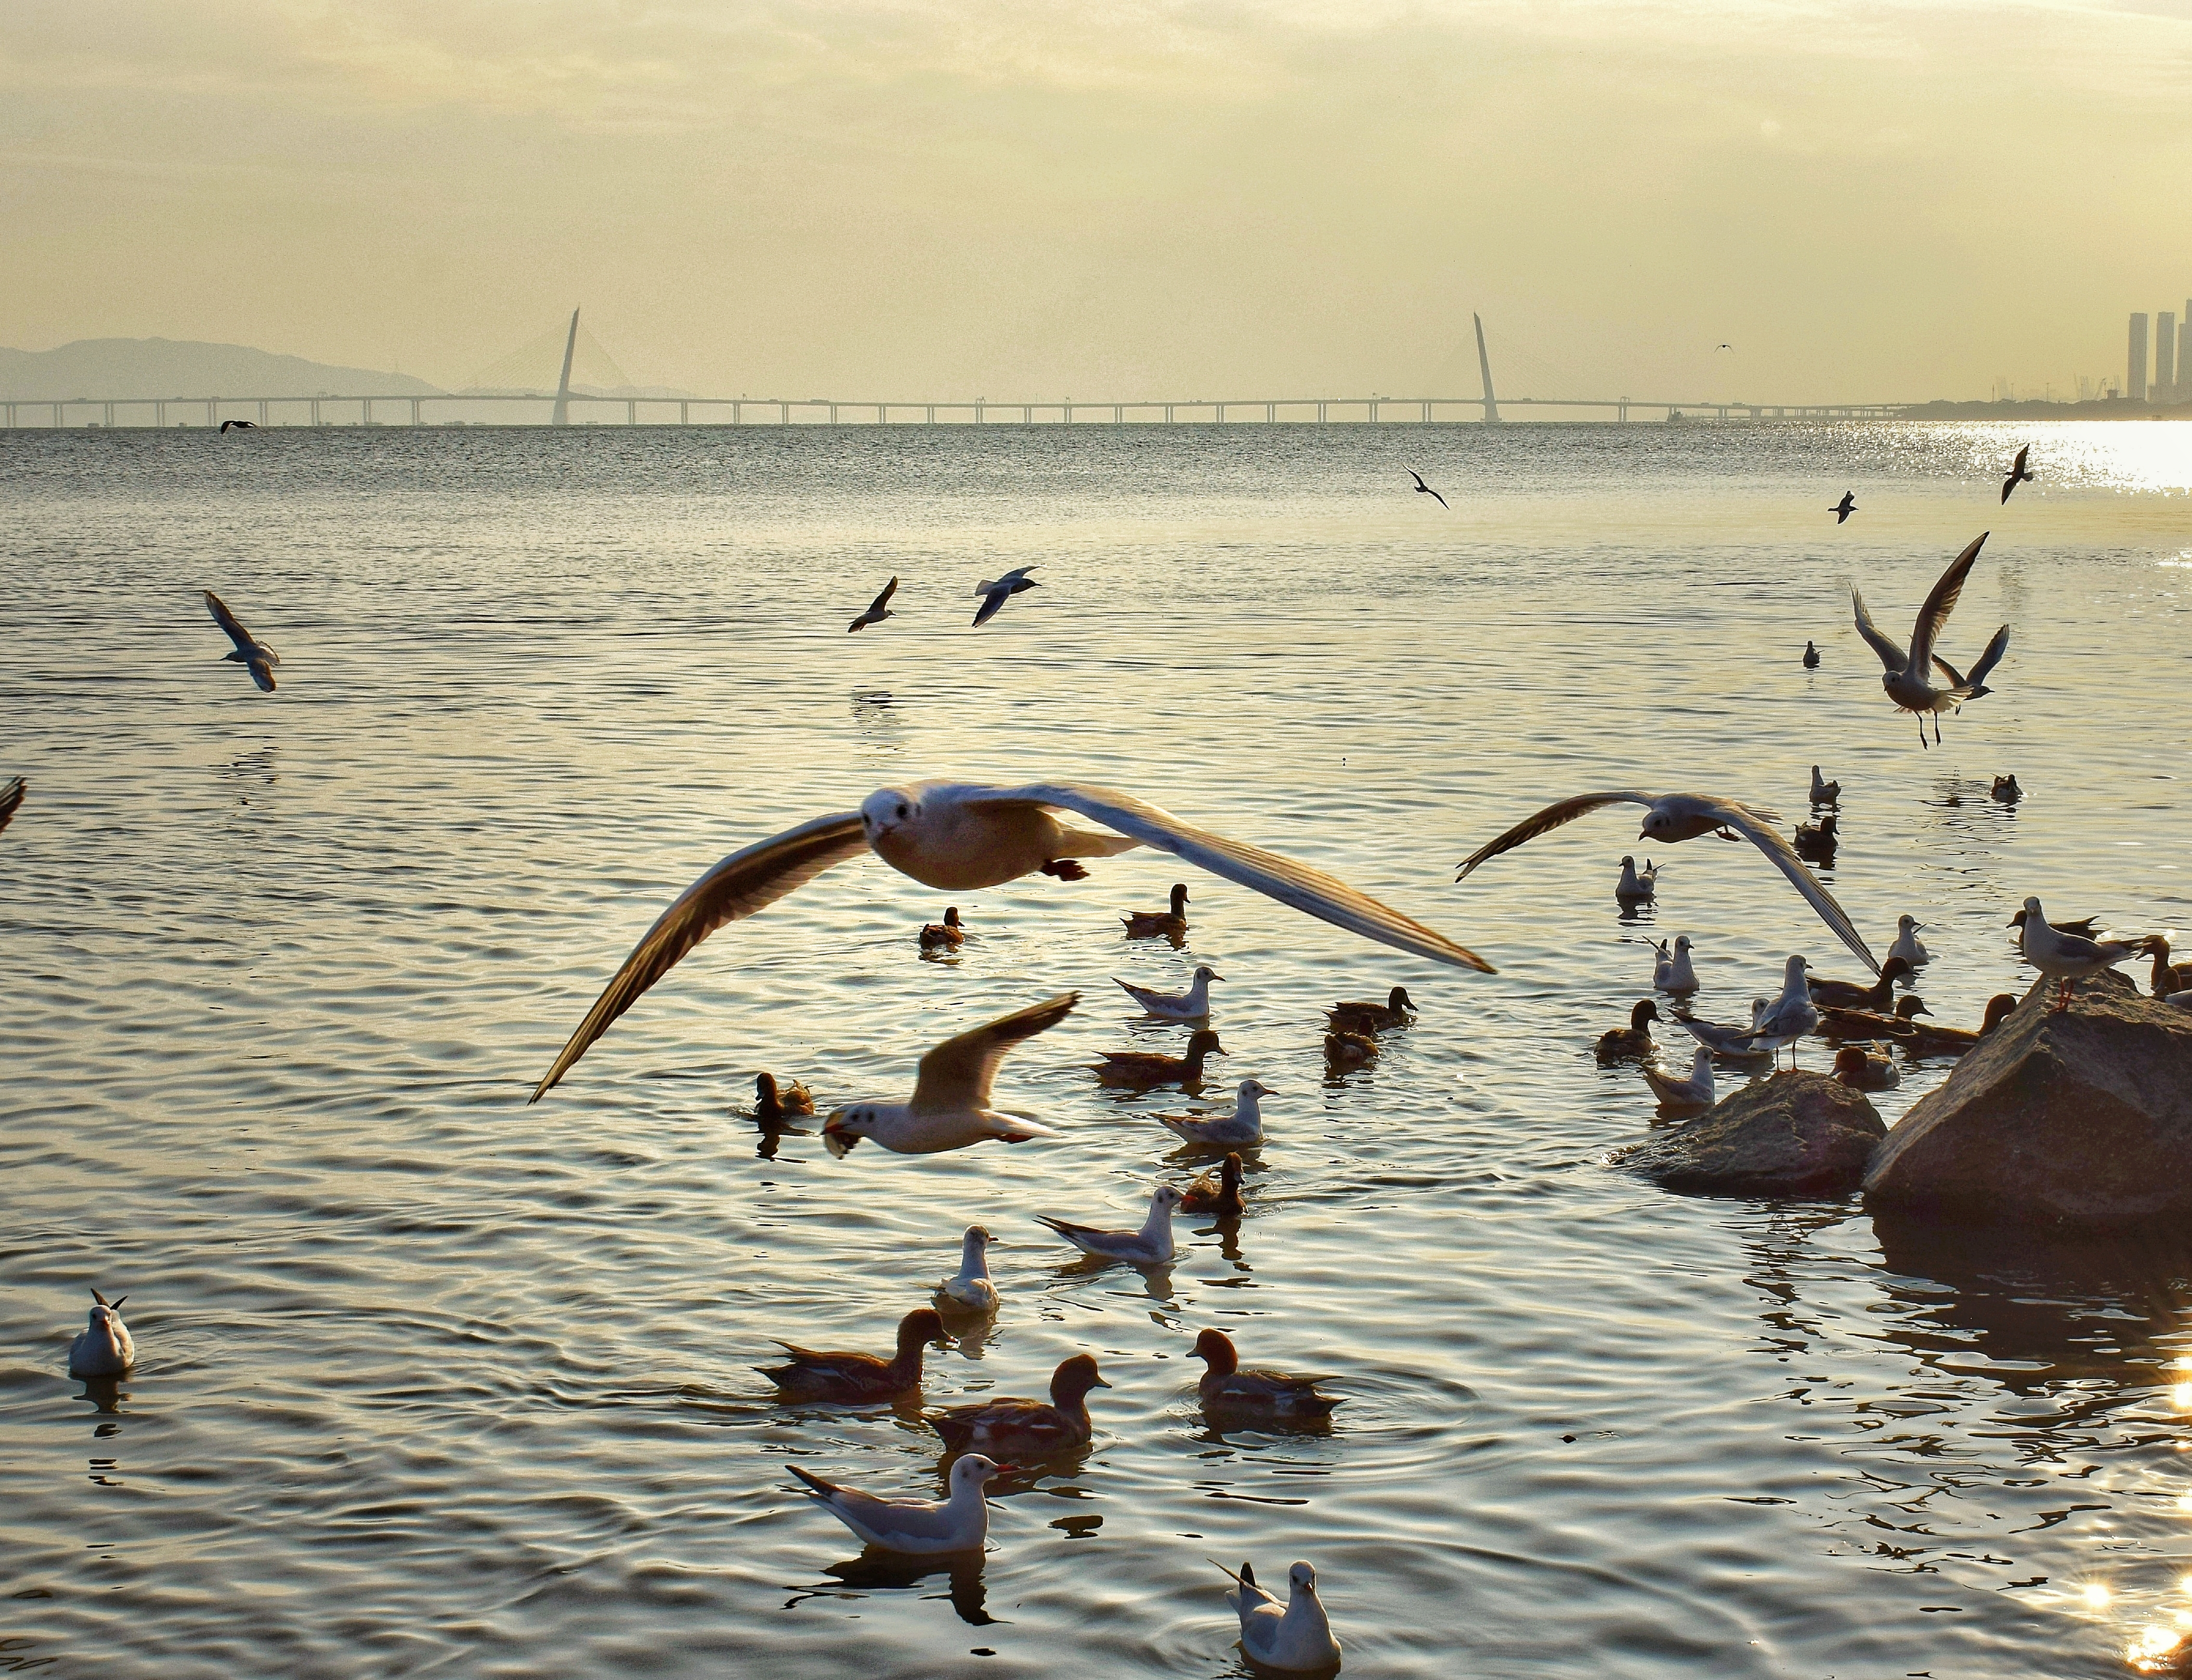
[846, 575, 898, 633]
[530, 778, 1491, 1100]
[972, 566, 1039, 628]
[0, 777, 22, 835]
[1456, 789, 1878, 972]
[1716, 344, 1734, 352]
[218, 419, 257, 433]
[203, 590, 280, 692]
[1830, 491, 1857, 523]
[1851, 533, 2008, 746]
[1408, 470, 1448, 510]
[2000, 444, 2035, 504]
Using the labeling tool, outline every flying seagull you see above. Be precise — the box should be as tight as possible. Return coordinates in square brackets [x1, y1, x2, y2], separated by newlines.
[821, 993, 1076, 1156]
[218, 419, 257, 433]
[1830, 491, 1857, 523]
[203, 590, 280, 692]
[1851, 533, 2008, 746]
[846, 575, 898, 633]
[532, 779, 1492, 1098]
[972, 566, 1038, 628]
[2000, 444, 2034, 504]
[1456, 790, 1878, 972]
[1408, 470, 1448, 509]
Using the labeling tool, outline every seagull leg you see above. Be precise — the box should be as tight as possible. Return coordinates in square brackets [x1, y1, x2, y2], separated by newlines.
[1039, 859, 1089, 882]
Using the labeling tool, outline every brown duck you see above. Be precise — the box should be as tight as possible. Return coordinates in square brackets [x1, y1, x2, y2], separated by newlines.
[1121, 883, 1190, 939]
[928, 1354, 1109, 1458]
[1325, 986, 1415, 1034]
[752, 1072, 815, 1121]
[2148, 937, 2189, 998]
[1092, 1029, 1226, 1089]
[1190, 1329, 1341, 1420]
[1595, 999, 1660, 1060]
[919, 907, 966, 950]
[759, 1308, 948, 1401]
[1323, 1030, 1377, 1069]
[1180, 1151, 1245, 1217]
[1806, 955, 1913, 1011]
[1813, 995, 1925, 1041]
[1900, 993, 2018, 1056]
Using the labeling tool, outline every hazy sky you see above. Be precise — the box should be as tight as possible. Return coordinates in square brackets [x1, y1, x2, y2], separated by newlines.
[5, 1, 2189, 402]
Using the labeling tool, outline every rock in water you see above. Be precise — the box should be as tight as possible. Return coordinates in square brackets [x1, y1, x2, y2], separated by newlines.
[1613, 1070, 1885, 1198]
[1864, 970, 2192, 1230]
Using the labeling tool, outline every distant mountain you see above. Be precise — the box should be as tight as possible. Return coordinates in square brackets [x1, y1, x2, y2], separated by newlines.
[0, 338, 443, 401]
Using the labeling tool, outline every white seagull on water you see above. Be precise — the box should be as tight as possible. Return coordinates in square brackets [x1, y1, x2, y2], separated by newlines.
[788, 1452, 1010, 1555]
[821, 993, 1077, 1156]
[1456, 789, 1877, 972]
[1158, 1078, 1274, 1148]
[1651, 935, 1699, 993]
[532, 779, 1489, 1098]
[1035, 1184, 1184, 1265]
[69, 1289, 136, 1377]
[1215, 1558, 1343, 1673]
[936, 1225, 1000, 1312]
[1851, 533, 2010, 747]
[1117, 965, 1223, 1020]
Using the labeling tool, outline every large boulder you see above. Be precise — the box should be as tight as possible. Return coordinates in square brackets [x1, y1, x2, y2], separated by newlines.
[1863, 970, 2192, 1230]
[1614, 1070, 1885, 1198]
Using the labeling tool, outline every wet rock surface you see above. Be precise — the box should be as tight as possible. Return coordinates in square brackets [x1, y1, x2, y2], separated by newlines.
[1614, 1070, 1885, 1199]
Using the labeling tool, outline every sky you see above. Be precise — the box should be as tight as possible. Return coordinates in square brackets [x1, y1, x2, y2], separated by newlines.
[3, 0, 2190, 404]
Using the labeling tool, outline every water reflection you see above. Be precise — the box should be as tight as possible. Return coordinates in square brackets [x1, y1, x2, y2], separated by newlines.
[794, 1552, 997, 1625]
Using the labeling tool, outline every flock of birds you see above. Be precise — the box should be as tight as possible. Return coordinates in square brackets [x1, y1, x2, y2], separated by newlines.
[32, 436, 2188, 1674]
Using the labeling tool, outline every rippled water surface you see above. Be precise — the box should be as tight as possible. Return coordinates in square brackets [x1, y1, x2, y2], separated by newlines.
[3, 421, 2190, 1679]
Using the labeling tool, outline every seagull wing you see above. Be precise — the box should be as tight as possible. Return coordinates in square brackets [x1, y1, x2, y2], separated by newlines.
[203, 590, 257, 657]
[530, 813, 868, 1101]
[1429, 487, 1449, 509]
[1962, 623, 2010, 689]
[246, 656, 277, 693]
[971, 587, 1009, 628]
[1706, 800, 1880, 972]
[1849, 588, 1907, 673]
[1907, 532, 1987, 675]
[868, 576, 898, 615]
[910, 992, 1078, 1112]
[959, 781, 1494, 973]
[1408, 470, 1428, 490]
[1455, 792, 1657, 881]
[0, 777, 22, 834]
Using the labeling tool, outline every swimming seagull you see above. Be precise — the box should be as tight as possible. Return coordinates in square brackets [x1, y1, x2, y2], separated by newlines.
[1651, 935, 1699, 993]
[1158, 1079, 1273, 1148]
[971, 566, 1038, 628]
[1118, 965, 1222, 1020]
[1851, 533, 2009, 746]
[1407, 469, 1448, 509]
[2001, 444, 2035, 504]
[1741, 956, 1820, 1069]
[1215, 1559, 1343, 1673]
[1456, 790, 1877, 972]
[2009, 897, 2157, 1012]
[1809, 766, 1839, 805]
[1615, 855, 1658, 904]
[0, 777, 22, 835]
[820, 993, 1077, 1156]
[1830, 491, 1857, 523]
[203, 590, 280, 692]
[1641, 1044, 1716, 1109]
[1035, 1184, 1184, 1265]
[1887, 915, 1932, 966]
[936, 1226, 1001, 1313]
[69, 1289, 135, 1377]
[846, 575, 898, 633]
[531, 779, 1490, 1098]
[789, 1452, 1009, 1556]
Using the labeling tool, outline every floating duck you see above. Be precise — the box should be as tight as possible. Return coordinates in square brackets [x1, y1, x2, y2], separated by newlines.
[1325, 986, 1414, 1034]
[752, 1071, 815, 1122]
[1117, 966, 1222, 1020]
[1180, 1151, 1245, 1218]
[929, 1353, 1111, 1458]
[1035, 1185, 1184, 1265]
[1216, 1558, 1343, 1674]
[789, 1451, 1008, 1555]
[1640, 1044, 1715, 1110]
[936, 1226, 1000, 1313]
[1595, 999, 1661, 1060]
[1991, 775, 2021, 803]
[1190, 1329, 1341, 1420]
[1832, 1044, 1900, 1092]
[1803, 639, 1821, 669]
[1652, 935, 1699, 994]
[823, 993, 1075, 1155]
[1886, 915, 1932, 966]
[1899, 994, 2018, 1056]
[1159, 1080, 1273, 1149]
[1122, 883, 1190, 939]
[1091, 1029, 1225, 1089]
[919, 907, 966, 949]
[69, 1289, 135, 1377]
[758, 1307, 949, 1401]
[2147, 937, 2188, 998]
[1794, 812, 1838, 862]
[1615, 855, 1658, 904]
[1809, 766, 1839, 804]
[1806, 955, 1914, 1011]
[1322, 1030, 1376, 1069]
[1813, 994, 1925, 1041]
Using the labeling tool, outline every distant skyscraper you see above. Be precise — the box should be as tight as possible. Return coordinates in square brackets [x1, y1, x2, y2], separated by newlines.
[2157, 311, 2177, 400]
[2129, 313, 2149, 402]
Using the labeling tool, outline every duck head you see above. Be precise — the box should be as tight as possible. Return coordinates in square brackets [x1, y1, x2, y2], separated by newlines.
[1050, 1353, 1112, 1405]
[1981, 994, 2018, 1031]
[1219, 1151, 1243, 1190]
[1387, 986, 1414, 1010]
[895, 1308, 950, 1355]
[1896, 996, 1932, 1020]
[1629, 999, 1661, 1029]
[1169, 883, 1189, 913]
[1191, 1328, 1238, 1374]
[1185, 1029, 1227, 1058]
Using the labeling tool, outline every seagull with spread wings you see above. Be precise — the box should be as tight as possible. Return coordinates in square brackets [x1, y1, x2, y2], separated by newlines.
[1851, 533, 2008, 746]
[1408, 470, 1448, 509]
[972, 566, 1038, 628]
[203, 590, 280, 692]
[531, 779, 1491, 1098]
[1455, 790, 1878, 972]
[0, 777, 23, 835]
[846, 575, 898, 633]
[2001, 444, 2035, 504]
[821, 993, 1077, 1155]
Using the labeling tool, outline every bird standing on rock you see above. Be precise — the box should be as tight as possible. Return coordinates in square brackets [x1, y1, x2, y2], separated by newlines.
[2010, 898, 2158, 1012]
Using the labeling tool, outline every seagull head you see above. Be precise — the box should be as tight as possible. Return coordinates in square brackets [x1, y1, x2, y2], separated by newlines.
[859, 786, 923, 842]
[949, 1453, 1011, 1493]
[1151, 1184, 1186, 1214]
[2011, 895, 2045, 928]
[1237, 1079, 1276, 1102]
[86, 1289, 127, 1334]
[821, 1105, 880, 1157]
[1192, 966, 1225, 985]
[1288, 1562, 1320, 1599]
